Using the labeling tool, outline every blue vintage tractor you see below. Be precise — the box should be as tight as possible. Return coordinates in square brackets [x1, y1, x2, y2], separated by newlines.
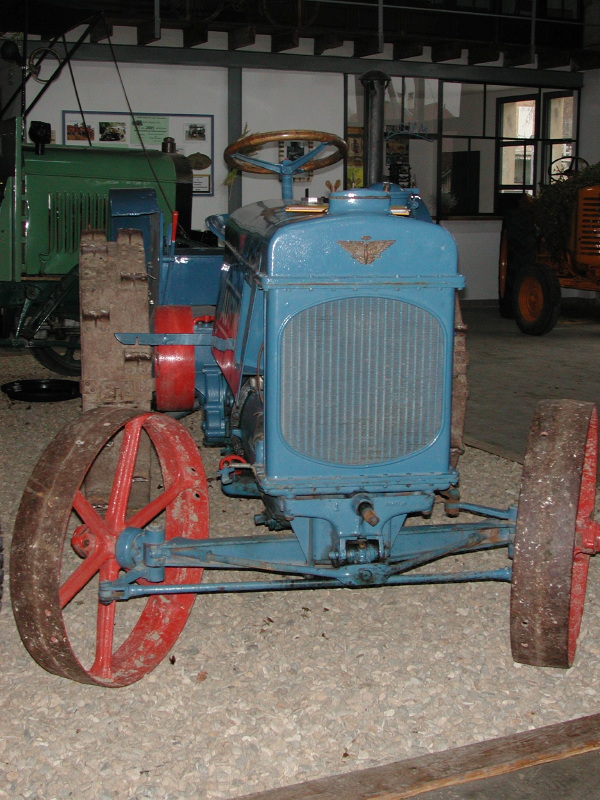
[10, 128, 600, 687]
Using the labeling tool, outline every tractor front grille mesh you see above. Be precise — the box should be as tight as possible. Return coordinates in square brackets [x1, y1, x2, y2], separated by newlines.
[48, 193, 108, 254]
[280, 297, 444, 465]
[579, 191, 600, 262]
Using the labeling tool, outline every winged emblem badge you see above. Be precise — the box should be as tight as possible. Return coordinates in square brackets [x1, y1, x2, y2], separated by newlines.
[338, 236, 395, 265]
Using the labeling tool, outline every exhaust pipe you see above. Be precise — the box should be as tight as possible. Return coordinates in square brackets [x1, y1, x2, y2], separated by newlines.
[360, 70, 390, 187]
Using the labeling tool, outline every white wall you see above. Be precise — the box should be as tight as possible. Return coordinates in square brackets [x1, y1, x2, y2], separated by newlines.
[579, 69, 600, 165]
[239, 69, 345, 205]
[442, 219, 503, 300]
[25, 61, 230, 228]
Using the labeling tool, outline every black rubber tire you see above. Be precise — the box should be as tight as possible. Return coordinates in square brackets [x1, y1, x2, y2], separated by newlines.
[513, 263, 561, 336]
[498, 205, 537, 319]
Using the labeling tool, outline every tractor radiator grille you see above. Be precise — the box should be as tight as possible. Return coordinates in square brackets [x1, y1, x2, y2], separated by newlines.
[280, 297, 444, 466]
[48, 193, 108, 254]
[579, 191, 600, 262]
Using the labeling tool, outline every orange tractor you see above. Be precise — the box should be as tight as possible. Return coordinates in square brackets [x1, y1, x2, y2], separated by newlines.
[499, 159, 600, 335]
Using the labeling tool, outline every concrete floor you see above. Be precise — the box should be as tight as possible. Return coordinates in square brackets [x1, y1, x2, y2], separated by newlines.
[462, 298, 600, 464]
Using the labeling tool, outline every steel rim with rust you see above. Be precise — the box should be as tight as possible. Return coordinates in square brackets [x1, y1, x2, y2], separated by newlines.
[10, 407, 209, 687]
[510, 399, 598, 668]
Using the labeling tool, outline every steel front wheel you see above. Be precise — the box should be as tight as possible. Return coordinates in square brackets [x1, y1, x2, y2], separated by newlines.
[10, 408, 209, 686]
[513, 263, 561, 335]
[510, 400, 598, 667]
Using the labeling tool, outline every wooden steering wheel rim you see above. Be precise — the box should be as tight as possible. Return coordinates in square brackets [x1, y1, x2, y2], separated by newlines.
[224, 129, 347, 174]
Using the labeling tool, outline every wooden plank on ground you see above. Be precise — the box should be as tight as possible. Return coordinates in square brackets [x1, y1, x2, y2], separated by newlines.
[233, 714, 600, 800]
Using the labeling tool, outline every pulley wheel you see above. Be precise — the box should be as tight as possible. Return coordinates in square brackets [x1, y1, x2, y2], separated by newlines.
[154, 305, 196, 411]
[10, 407, 209, 687]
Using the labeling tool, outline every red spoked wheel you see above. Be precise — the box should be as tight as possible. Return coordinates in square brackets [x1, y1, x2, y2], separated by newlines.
[154, 305, 196, 412]
[10, 407, 208, 687]
[511, 400, 599, 668]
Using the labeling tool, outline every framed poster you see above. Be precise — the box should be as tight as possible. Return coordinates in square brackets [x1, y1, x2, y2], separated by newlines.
[62, 111, 214, 195]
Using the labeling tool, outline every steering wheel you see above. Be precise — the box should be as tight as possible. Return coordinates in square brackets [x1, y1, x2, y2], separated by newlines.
[549, 155, 589, 183]
[224, 129, 347, 201]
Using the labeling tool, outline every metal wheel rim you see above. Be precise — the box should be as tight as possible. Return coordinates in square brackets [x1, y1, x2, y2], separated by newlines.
[518, 275, 544, 323]
[510, 400, 597, 667]
[11, 407, 208, 686]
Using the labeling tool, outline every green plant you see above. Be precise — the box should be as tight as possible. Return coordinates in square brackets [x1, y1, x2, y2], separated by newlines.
[533, 162, 600, 260]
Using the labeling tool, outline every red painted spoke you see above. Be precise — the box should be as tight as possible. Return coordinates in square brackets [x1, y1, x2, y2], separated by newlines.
[72, 491, 113, 539]
[126, 481, 184, 530]
[90, 562, 120, 680]
[105, 416, 147, 529]
[59, 549, 107, 609]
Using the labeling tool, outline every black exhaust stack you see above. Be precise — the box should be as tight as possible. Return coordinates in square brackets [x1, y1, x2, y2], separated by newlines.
[360, 70, 390, 187]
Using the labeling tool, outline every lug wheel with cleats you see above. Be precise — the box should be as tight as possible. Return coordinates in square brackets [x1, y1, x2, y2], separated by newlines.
[10, 407, 208, 687]
[511, 399, 598, 668]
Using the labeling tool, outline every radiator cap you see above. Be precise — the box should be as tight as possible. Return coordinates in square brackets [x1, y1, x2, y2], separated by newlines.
[328, 189, 390, 216]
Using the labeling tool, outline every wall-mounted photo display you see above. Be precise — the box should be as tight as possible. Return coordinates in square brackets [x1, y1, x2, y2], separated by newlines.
[62, 111, 215, 195]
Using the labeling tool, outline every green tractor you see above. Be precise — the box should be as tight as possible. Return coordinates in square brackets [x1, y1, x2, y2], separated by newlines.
[0, 117, 192, 374]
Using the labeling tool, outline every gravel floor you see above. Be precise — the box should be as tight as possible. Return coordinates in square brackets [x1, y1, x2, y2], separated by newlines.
[0, 350, 599, 800]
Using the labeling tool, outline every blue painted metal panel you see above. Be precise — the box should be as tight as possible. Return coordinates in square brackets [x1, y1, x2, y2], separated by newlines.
[158, 248, 223, 306]
[108, 188, 161, 259]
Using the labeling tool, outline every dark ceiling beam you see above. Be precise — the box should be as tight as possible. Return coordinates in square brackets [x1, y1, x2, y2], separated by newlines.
[503, 45, 535, 68]
[228, 25, 255, 50]
[392, 39, 424, 60]
[272, 30, 300, 53]
[353, 36, 382, 58]
[46, 42, 583, 89]
[571, 49, 600, 70]
[536, 49, 573, 70]
[314, 32, 344, 56]
[183, 23, 208, 49]
[430, 41, 463, 63]
[136, 21, 160, 46]
[89, 18, 112, 44]
[468, 44, 501, 65]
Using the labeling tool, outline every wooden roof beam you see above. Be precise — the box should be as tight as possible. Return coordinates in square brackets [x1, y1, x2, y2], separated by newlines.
[468, 44, 501, 65]
[90, 18, 112, 43]
[430, 41, 463, 63]
[503, 45, 534, 67]
[228, 25, 256, 50]
[536, 48, 573, 69]
[314, 32, 344, 56]
[571, 48, 600, 70]
[392, 38, 424, 60]
[183, 23, 208, 48]
[353, 35, 382, 58]
[272, 30, 300, 53]
[137, 20, 160, 46]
